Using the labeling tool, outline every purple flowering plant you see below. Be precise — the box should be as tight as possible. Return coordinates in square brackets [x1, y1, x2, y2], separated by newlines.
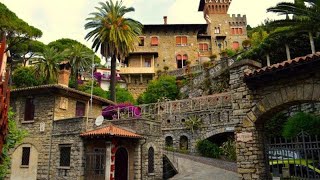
[102, 102, 141, 120]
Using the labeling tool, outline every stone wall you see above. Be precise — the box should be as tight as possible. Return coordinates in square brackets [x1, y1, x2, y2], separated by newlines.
[9, 95, 55, 180]
[180, 58, 231, 98]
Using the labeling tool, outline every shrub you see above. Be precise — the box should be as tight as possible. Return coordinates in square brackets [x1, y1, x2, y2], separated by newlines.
[12, 66, 40, 88]
[142, 75, 179, 104]
[282, 112, 320, 138]
[196, 140, 221, 158]
[264, 112, 287, 138]
[220, 139, 236, 161]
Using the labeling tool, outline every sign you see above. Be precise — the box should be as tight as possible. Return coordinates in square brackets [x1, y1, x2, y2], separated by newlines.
[225, 127, 235, 132]
[237, 132, 253, 142]
[205, 0, 232, 3]
[40, 122, 45, 132]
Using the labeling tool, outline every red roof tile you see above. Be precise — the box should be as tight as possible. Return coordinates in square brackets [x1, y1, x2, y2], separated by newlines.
[80, 125, 142, 138]
[245, 52, 320, 77]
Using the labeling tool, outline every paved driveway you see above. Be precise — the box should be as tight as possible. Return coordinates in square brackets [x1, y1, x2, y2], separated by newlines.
[166, 153, 238, 180]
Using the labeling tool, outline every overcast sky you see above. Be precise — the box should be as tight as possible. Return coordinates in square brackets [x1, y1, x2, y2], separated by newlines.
[2, 0, 293, 50]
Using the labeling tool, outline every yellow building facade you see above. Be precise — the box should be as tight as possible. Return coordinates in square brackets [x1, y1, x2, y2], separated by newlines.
[120, 0, 247, 98]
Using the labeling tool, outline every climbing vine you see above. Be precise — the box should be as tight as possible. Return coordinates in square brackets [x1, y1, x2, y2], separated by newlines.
[0, 109, 27, 178]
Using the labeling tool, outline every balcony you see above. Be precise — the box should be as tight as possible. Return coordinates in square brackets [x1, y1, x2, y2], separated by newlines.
[119, 67, 155, 74]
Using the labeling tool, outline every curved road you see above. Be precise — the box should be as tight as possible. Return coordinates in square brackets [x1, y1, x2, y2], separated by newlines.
[166, 152, 238, 180]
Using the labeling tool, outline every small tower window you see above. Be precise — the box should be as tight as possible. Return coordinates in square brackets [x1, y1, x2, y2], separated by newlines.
[139, 37, 145, 46]
[148, 147, 155, 173]
[151, 37, 159, 46]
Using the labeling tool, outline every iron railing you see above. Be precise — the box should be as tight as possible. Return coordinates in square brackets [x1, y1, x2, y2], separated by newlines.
[266, 131, 320, 179]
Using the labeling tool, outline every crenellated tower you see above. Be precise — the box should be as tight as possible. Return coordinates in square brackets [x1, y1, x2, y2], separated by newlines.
[198, 0, 247, 57]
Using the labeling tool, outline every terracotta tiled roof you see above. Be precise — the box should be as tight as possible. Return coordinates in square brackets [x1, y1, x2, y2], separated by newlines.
[245, 52, 320, 78]
[80, 125, 142, 138]
[11, 84, 115, 105]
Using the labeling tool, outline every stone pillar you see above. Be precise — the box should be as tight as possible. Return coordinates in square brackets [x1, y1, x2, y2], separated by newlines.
[134, 140, 142, 179]
[229, 60, 267, 180]
[128, 74, 131, 83]
[140, 55, 143, 67]
[140, 74, 143, 84]
[152, 55, 155, 67]
[105, 142, 111, 180]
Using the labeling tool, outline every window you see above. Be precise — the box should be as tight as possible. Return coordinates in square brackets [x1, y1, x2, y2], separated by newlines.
[231, 28, 243, 35]
[75, 101, 85, 117]
[24, 97, 35, 121]
[199, 43, 209, 51]
[232, 41, 240, 50]
[21, 147, 30, 166]
[151, 37, 158, 46]
[145, 59, 151, 67]
[176, 36, 187, 46]
[148, 147, 155, 173]
[139, 37, 144, 46]
[60, 146, 71, 167]
[214, 27, 220, 34]
[176, 54, 188, 69]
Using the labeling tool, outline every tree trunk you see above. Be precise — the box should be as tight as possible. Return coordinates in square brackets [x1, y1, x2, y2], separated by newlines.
[266, 54, 270, 66]
[110, 54, 117, 102]
[74, 69, 78, 89]
[309, 31, 316, 54]
[285, 44, 291, 60]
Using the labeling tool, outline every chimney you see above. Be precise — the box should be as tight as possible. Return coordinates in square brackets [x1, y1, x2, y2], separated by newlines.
[58, 61, 71, 87]
[163, 16, 167, 25]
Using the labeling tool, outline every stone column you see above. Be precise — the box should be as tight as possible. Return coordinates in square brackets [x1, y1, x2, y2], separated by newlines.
[229, 60, 267, 180]
[140, 55, 143, 67]
[105, 142, 111, 180]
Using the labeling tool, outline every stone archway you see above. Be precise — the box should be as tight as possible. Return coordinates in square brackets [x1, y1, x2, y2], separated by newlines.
[179, 136, 188, 150]
[115, 147, 128, 180]
[236, 82, 320, 180]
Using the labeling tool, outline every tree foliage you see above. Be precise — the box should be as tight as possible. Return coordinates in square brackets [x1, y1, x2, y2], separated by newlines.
[10, 39, 45, 66]
[0, 109, 27, 178]
[0, 2, 42, 51]
[85, 0, 143, 101]
[48, 38, 100, 64]
[78, 80, 108, 99]
[282, 112, 320, 138]
[138, 75, 179, 104]
[110, 86, 135, 104]
[12, 66, 42, 88]
[264, 112, 288, 138]
[35, 47, 66, 84]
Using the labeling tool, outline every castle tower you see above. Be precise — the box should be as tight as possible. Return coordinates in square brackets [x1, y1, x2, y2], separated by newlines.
[198, 0, 247, 56]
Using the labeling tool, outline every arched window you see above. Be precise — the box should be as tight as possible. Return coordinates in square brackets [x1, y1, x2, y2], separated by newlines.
[176, 54, 188, 69]
[165, 136, 173, 147]
[180, 136, 188, 150]
[148, 147, 155, 173]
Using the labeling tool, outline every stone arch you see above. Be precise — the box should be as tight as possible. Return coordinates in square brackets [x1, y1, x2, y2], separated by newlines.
[242, 83, 320, 127]
[10, 143, 39, 180]
[165, 136, 173, 147]
[202, 127, 233, 140]
[179, 135, 189, 150]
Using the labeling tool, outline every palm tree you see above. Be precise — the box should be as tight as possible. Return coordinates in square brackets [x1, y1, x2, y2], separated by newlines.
[267, 0, 320, 54]
[35, 47, 65, 84]
[84, 0, 143, 102]
[65, 44, 93, 89]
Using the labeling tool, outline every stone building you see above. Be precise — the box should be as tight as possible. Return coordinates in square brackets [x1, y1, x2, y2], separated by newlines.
[8, 62, 163, 180]
[120, 0, 248, 98]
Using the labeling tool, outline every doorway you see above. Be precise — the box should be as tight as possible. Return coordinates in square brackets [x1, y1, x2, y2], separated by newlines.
[115, 147, 128, 180]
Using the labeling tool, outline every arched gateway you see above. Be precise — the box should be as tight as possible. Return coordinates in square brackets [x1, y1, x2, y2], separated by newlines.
[230, 53, 320, 179]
